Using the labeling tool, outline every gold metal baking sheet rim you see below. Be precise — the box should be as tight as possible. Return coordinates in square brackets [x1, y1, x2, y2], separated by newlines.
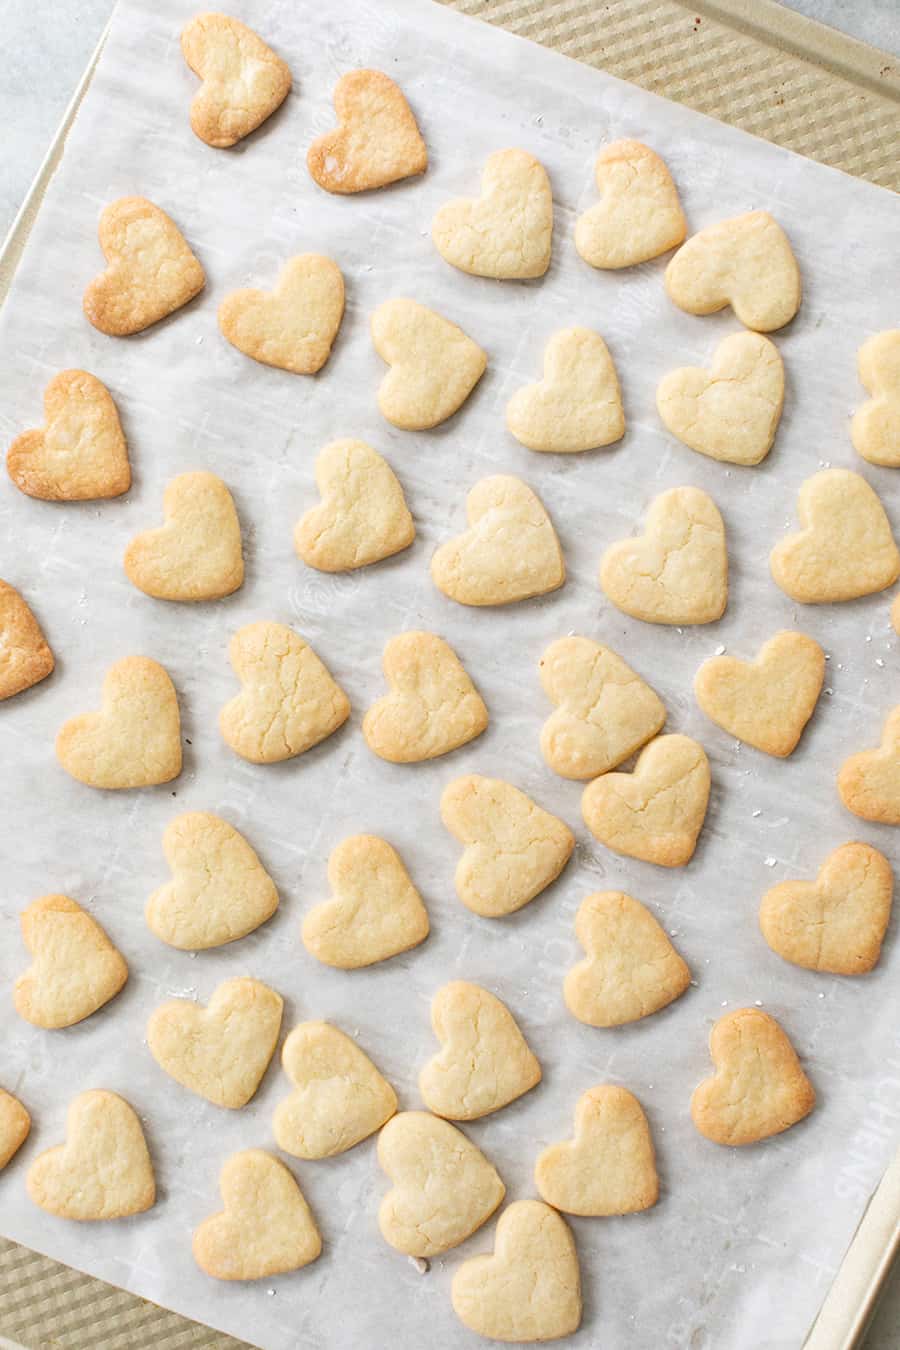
[1, 1, 897, 1348]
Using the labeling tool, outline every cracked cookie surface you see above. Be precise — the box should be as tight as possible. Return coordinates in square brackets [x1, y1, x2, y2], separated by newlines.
[432, 148, 552, 279]
[564, 890, 690, 1027]
[193, 1150, 321, 1280]
[770, 468, 900, 603]
[125, 470, 244, 601]
[581, 733, 711, 867]
[27, 1090, 155, 1220]
[8, 369, 130, 500]
[539, 635, 665, 779]
[145, 811, 278, 950]
[14, 894, 127, 1030]
[600, 485, 728, 625]
[694, 630, 824, 757]
[302, 834, 429, 968]
[419, 981, 541, 1120]
[181, 13, 291, 148]
[363, 630, 487, 762]
[83, 196, 204, 336]
[657, 331, 784, 465]
[665, 210, 800, 332]
[441, 774, 573, 918]
[691, 1007, 815, 1145]
[535, 1085, 658, 1216]
[432, 474, 564, 606]
[451, 1200, 582, 1343]
[575, 138, 685, 269]
[56, 655, 182, 789]
[760, 842, 892, 974]
[377, 1111, 505, 1257]
[219, 254, 344, 375]
[506, 327, 624, 453]
[273, 1021, 397, 1159]
[0, 579, 54, 701]
[294, 439, 414, 572]
[219, 621, 349, 764]
[147, 977, 283, 1108]
[371, 298, 486, 430]
[308, 69, 426, 193]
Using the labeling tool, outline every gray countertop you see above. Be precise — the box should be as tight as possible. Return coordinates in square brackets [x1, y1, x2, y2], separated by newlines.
[2, 2, 898, 1348]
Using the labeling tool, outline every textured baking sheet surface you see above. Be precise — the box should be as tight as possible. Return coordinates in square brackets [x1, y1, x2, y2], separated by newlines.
[1, 1, 899, 1348]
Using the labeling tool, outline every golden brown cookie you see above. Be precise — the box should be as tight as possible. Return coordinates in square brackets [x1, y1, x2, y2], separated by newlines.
[535, 1085, 658, 1215]
[564, 890, 690, 1027]
[7, 370, 130, 500]
[218, 254, 344, 375]
[838, 706, 900, 823]
[363, 631, 488, 762]
[124, 471, 244, 601]
[308, 69, 427, 193]
[181, 13, 291, 148]
[56, 656, 182, 789]
[760, 842, 892, 975]
[694, 631, 825, 757]
[581, 734, 710, 867]
[83, 197, 204, 336]
[0, 580, 54, 701]
[14, 894, 127, 1030]
[0, 1090, 31, 1171]
[691, 1008, 815, 1145]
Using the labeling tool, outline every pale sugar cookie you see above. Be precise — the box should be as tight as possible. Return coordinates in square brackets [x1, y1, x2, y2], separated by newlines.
[219, 254, 344, 375]
[575, 139, 685, 269]
[14, 894, 127, 1029]
[181, 13, 291, 148]
[27, 1090, 155, 1219]
[193, 1150, 321, 1279]
[665, 210, 800, 332]
[432, 148, 553, 279]
[56, 656, 181, 789]
[294, 439, 414, 572]
[694, 631, 824, 757]
[535, 1085, 658, 1215]
[7, 370, 130, 500]
[124, 471, 243, 601]
[363, 631, 488, 762]
[506, 327, 624, 453]
[371, 298, 486, 430]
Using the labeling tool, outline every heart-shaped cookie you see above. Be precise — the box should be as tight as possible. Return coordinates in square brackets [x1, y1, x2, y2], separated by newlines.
[600, 485, 728, 625]
[219, 254, 344, 375]
[451, 1200, 582, 1342]
[657, 331, 784, 466]
[294, 439, 415, 572]
[308, 69, 427, 193]
[440, 774, 574, 917]
[0, 1090, 31, 1171]
[7, 370, 130, 500]
[760, 842, 892, 975]
[181, 14, 291, 149]
[193, 1150, 321, 1280]
[431, 475, 565, 606]
[56, 655, 182, 789]
[273, 1021, 397, 1159]
[432, 148, 553, 279]
[83, 197, 205, 336]
[695, 630, 825, 757]
[27, 1090, 155, 1219]
[506, 327, 624, 453]
[14, 894, 128, 1030]
[574, 139, 686, 269]
[564, 890, 690, 1027]
[363, 631, 488, 763]
[302, 835, 429, 968]
[0, 579, 54, 701]
[838, 706, 900, 824]
[371, 298, 487, 430]
[219, 621, 350, 764]
[146, 811, 279, 950]
[770, 468, 900, 603]
[582, 733, 711, 867]
[419, 981, 541, 1120]
[852, 330, 900, 467]
[377, 1111, 505, 1256]
[535, 1085, 659, 1215]
[147, 977, 283, 1108]
[665, 210, 801, 332]
[539, 635, 666, 779]
[691, 1008, 815, 1145]
[124, 471, 244, 601]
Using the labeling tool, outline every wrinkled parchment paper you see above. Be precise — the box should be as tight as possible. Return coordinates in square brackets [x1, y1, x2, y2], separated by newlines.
[1, 1, 899, 1346]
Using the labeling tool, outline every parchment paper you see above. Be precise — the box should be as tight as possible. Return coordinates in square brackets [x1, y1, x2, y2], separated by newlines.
[1, 2, 899, 1347]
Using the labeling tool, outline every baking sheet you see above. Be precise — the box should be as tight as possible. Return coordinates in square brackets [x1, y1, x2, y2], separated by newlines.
[0, 0, 899, 1346]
